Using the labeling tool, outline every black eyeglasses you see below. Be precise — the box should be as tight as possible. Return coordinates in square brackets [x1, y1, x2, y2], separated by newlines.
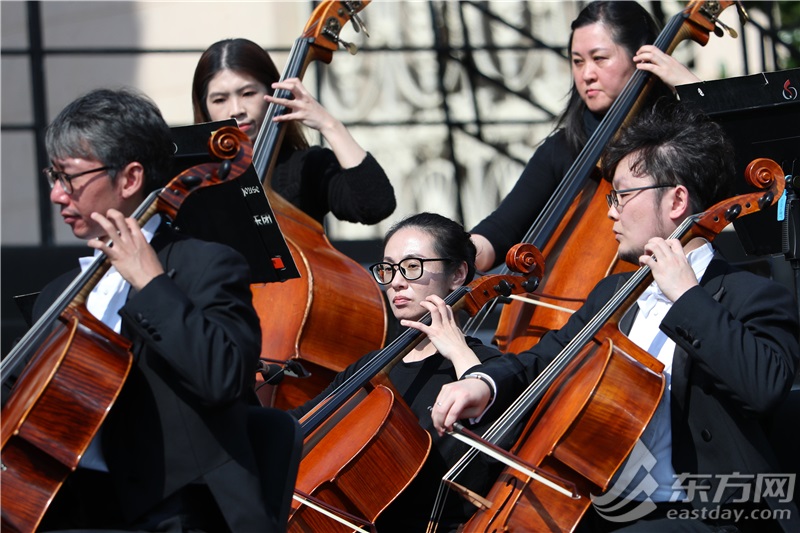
[43, 165, 111, 194]
[369, 258, 452, 285]
[606, 184, 672, 210]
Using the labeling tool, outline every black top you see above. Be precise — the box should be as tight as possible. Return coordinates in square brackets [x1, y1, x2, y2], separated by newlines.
[272, 146, 396, 225]
[290, 336, 519, 531]
[471, 111, 601, 269]
[20, 226, 275, 531]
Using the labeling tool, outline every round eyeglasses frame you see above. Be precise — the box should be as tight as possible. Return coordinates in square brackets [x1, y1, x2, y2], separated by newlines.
[43, 165, 111, 194]
[369, 258, 452, 285]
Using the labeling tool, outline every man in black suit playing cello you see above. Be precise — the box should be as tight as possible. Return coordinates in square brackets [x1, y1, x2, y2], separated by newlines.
[6, 88, 280, 532]
[432, 101, 799, 532]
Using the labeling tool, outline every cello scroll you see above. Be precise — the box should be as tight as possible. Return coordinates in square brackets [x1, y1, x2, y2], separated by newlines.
[0, 126, 252, 533]
[156, 127, 252, 220]
[441, 157, 787, 533]
[458, 244, 545, 317]
[691, 157, 785, 240]
[677, 1, 747, 45]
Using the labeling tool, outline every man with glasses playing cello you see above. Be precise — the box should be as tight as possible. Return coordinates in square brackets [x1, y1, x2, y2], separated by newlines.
[4, 88, 279, 532]
[433, 102, 799, 532]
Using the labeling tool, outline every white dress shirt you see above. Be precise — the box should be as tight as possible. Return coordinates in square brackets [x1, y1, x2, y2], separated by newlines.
[77, 215, 161, 471]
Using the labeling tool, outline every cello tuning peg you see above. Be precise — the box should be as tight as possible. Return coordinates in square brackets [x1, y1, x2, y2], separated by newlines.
[218, 159, 232, 180]
[335, 36, 359, 55]
[714, 18, 738, 39]
[351, 13, 370, 39]
[523, 277, 540, 293]
[343, 2, 370, 38]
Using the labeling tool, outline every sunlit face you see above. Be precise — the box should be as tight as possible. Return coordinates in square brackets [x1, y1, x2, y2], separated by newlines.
[382, 227, 461, 323]
[608, 152, 671, 264]
[49, 157, 123, 240]
[205, 69, 269, 142]
[571, 23, 636, 115]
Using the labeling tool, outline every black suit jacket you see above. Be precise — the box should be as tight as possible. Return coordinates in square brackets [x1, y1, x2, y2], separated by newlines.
[31, 226, 277, 531]
[482, 252, 800, 530]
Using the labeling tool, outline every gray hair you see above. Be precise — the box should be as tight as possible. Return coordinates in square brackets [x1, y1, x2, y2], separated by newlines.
[45, 88, 173, 194]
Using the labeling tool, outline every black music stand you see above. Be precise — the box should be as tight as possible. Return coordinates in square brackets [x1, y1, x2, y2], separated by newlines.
[169, 120, 300, 283]
[677, 68, 800, 261]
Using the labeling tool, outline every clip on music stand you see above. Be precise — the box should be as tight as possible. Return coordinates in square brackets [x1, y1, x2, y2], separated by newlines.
[677, 68, 800, 264]
[169, 120, 300, 284]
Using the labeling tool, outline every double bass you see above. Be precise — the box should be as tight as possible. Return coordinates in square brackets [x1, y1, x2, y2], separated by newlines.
[0, 128, 251, 533]
[432, 159, 785, 532]
[290, 244, 545, 532]
[470, 0, 746, 353]
[247, 0, 389, 410]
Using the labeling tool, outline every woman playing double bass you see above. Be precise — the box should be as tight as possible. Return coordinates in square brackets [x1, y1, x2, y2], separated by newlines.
[182, 33, 395, 411]
[471, 0, 699, 271]
[191, 37, 396, 225]
[290, 212, 520, 531]
[434, 102, 799, 532]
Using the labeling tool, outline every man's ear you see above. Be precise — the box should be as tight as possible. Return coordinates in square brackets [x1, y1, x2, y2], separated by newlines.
[668, 184, 691, 222]
[116, 162, 146, 200]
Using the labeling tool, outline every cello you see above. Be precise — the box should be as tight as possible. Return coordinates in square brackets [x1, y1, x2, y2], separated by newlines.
[0, 127, 251, 533]
[247, 0, 389, 410]
[431, 158, 785, 532]
[289, 243, 545, 532]
[469, 0, 747, 354]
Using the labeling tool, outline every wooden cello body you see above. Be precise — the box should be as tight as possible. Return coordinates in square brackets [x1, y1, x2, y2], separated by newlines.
[247, 0, 388, 410]
[290, 379, 432, 532]
[0, 128, 251, 533]
[251, 193, 388, 409]
[462, 327, 666, 532]
[488, 0, 743, 354]
[453, 159, 785, 532]
[1, 307, 132, 533]
[290, 245, 545, 532]
[494, 178, 631, 353]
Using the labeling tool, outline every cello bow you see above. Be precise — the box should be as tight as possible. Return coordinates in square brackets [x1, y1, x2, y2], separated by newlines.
[429, 158, 785, 532]
[0, 127, 251, 533]
[289, 244, 545, 532]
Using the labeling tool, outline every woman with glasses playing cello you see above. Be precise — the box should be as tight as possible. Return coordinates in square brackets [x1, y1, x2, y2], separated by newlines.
[289, 212, 521, 532]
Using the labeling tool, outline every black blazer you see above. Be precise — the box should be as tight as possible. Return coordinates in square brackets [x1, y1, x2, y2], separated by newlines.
[32, 226, 277, 531]
[481, 252, 800, 530]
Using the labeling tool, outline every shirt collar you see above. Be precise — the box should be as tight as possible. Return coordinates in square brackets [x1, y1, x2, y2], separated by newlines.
[79, 214, 161, 271]
[636, 240, 714, 318]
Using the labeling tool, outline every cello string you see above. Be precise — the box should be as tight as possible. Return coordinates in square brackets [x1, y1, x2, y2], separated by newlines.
[0, 188, 161, 380]
[300, 286, 470, 436]
[462, 10, 682, 338]
[251, 39, 308, 179]
[429, 215, 696, 526]
[433, 13, 685, 519]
